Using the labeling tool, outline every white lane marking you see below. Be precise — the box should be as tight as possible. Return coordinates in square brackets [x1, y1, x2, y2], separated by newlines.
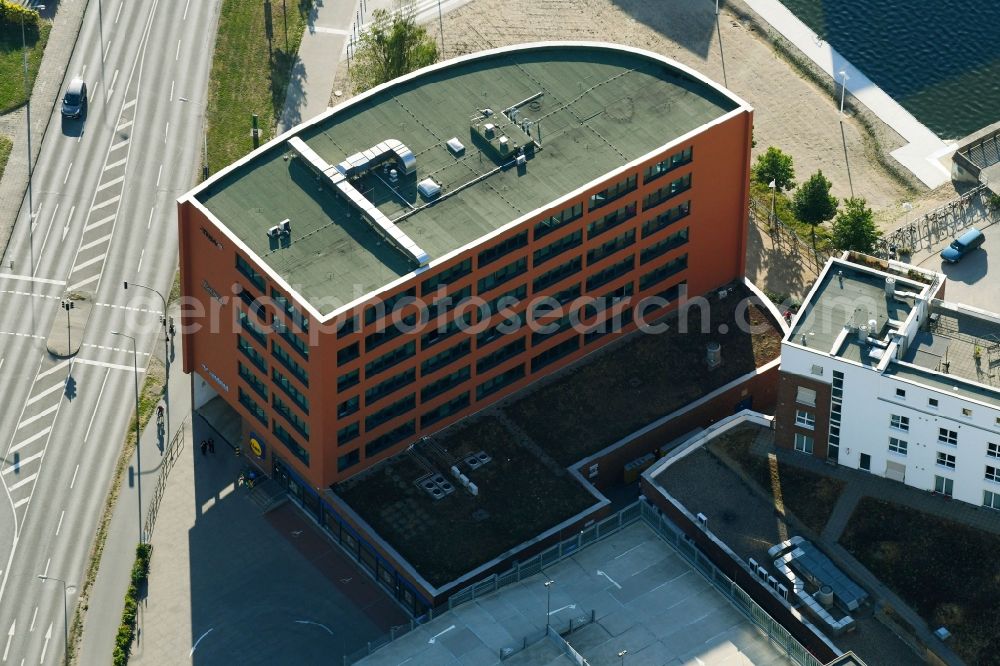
[39, 623, 51, 664]
[82, 344, 149, 355]
[123, 99, 136, 110]
[7, 426, 52, 455]
[69, 465, 79, 489]
[103, 41, 110, 62]
[164, 121, 169, 144]
[84, 370, 110, 442]
[12, 497, 29, 509]
[97, 302, 156, 314]
[17, 406, 58, 430]
[41, 559, 49, 578]
[596, 570, 622, 589]
[28, 608, 37, 633]
[146, 206, 154, 229]
[104, 157, 126, 171]
[169, 80, 174, 102]
[7, 473, 38, 492]
[90, 194, 121, 211]
[78, 233, 113, 253]
[2, 621, 13, 662]
[4, 450, 43, 474]
[71, 253, 107, 273]
[294, 620, 333, 635]
[0, 332, 44, 340]
[115, 1, 123, 23]
[73, 358, 137, 373]
[0, 274, 66, 286]
[33, 204, 59, 276]
[97, 175, 125, 192]
[109, 69, 119, 95]
[84, 213, 115, 232]
[63, 162, 73, 185]
[68, 275, 99, 291]
[428, 625, 456, 644]
[115, 119, 132, 132]
[81, 64, 87, 77]
[109, 138, 129, 152]
[37, 360, 70, 381]
[136, 248, 144, 272]
[62, 205, 76, 241]
[183, 0, 190, 20]
[55, 510, 65, 536]
[189, 628, 213, 656]
[548, 603, 576, 616]
[312, 26, 350, 35]
[156, 164, 162, 187]
[175, 39, 181, 61]
[26, 382, 65, 405]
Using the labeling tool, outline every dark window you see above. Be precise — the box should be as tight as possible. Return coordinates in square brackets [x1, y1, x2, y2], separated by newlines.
[338, 396, 359, 418]
[273, 395, 309, 438]
[643, 147, 693, 184]
[587, 229, 635, 265]
[338, 448, 360, 472]
[478, 231, 528, 268]
[273, 318, 309, 359]
[336, 315, 358, 339]
[642, 201, 691, 239]
[421, 313, 470, 349]
[534, 230, 582, 266]
[640, 228, 689, 265]
[272, 341, 308, 386]
[421, 339, 471, 376]
[531, 335, 580, 371]
[421, 258, 472, 294]
[428, 285, 471, 320]
[534, 202, 583, 239]
[586, 255, 634, 291]
[654, 280, 686, 304]
[532, 313, 572, 345]
[365, 420, 416, 458]
[273, 423, 309, 466]
[589, 175, 637, 211]
[587, 203, 636, 240]
[366, 395, 416, 431]
[238, 387, 268, 425]
[421, 392, 470, 427]
[236, 254, 265, 291]
[238, 310, 267, 346]
[366, 369, 416, 405]
[485, 284, 526, 317]
[366, 288, 416, 325]
[270, 287, 308, 332]
[237, 335, 267, 372]
[338, 342, 359, 366]
[551, 283, 581, 306]
[337, 422, 360, 445]
[477, 312, 524, 348]
[588, 282, 634, 315]
[476, 364, 525, 399]
[365, 341, 416, 378]
[237, 285, 266, 320]
[272, 368, 308, 413]
[337, 369, 359, 392]
[639, 254, 688, 290]
[478, 257, 527, 294]
[421, 366, 470, 402]
[365, 314, 417, 352]
[642, 174, 692, 211]
[238, 362, 268, 399]
[477, 337, 526, 373]
[533, 256, 582, 292]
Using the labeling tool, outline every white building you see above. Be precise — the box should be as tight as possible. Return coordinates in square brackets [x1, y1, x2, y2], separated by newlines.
[775, 253, 1000, 509]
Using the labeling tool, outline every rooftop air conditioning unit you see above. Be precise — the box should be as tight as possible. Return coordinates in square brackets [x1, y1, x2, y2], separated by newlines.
[446, 137, 465, 155]
[267, 226, 281, 238]
[476, 451, 491, 465]
[696, 512, 708, 527]
[417, 178, 441, 199]
[516, 154, 526, 166]
[280, 218, 291, 234]
[465, 456, 482, 470]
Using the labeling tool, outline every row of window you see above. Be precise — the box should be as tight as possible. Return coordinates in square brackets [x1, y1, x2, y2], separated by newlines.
[889, 414, 960, 446]
[894, 387, 999, 423]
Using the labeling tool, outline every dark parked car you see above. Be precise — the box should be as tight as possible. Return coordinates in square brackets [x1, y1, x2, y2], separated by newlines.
[940, 227, 985, 263]
[61, 77, 88, 119]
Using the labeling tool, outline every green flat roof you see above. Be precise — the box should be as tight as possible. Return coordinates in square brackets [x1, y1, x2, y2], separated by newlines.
[194, 43, 740, 312]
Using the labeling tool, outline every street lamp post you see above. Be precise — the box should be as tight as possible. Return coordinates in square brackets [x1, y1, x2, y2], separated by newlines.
[61, 299, 74, 353]
[37, 575, 75, 665]
[544, 579, 554, 630]
[618, 648, 628, 665]
[838, 70, 849, 116]
[21, 3, 45, 273]
[112, 330, 143, 544]
[124, 281, 170, 450]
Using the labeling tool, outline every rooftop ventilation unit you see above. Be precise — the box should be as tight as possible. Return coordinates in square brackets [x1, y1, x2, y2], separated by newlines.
[446, 137, 465, 155]
[417, 178, 442, 200]
[267, 225, 281, 238]
[279, 218, 291, 234]
[516, 154, 526, 167]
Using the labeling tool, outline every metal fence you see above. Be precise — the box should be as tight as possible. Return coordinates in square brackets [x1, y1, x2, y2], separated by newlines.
[749, 196, 836, 274]
[878, 184, 996, 260]
[143, 417, 186, 540]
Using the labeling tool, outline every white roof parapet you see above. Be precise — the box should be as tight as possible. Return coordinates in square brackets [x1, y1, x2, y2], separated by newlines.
[287, 136, 431, 267]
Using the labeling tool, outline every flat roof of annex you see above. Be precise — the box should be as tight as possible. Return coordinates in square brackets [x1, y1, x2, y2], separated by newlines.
[181, 42, 747, 320]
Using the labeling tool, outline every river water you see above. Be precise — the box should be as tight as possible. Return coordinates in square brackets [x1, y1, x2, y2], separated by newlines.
[778, 0, 1000, 140]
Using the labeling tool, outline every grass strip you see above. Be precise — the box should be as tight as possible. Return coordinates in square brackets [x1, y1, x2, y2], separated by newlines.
[0, 134, 11, 180]
[205, 0, 313, 174]
[0, 18, 50, 113]
[111, 544, 152, 666]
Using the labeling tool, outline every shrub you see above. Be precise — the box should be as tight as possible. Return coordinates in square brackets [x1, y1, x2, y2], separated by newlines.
[111, 543, 153, 666]
[0, 1, 40, 35]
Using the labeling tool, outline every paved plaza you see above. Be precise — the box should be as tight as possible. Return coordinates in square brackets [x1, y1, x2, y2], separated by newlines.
[358, 521, 796, 666]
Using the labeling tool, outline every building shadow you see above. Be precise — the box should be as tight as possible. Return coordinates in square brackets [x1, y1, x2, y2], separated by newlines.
[609, 0, 717, 60]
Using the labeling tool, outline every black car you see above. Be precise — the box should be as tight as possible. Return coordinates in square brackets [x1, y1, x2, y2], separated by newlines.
[61, 77, 88, 119]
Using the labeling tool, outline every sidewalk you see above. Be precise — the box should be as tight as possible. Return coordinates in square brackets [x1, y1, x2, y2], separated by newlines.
[0, 0, 90, 255]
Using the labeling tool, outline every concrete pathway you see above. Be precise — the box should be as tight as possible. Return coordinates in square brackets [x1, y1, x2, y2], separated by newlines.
[0, 0, 90, 255]
[743, 0, 952, 189]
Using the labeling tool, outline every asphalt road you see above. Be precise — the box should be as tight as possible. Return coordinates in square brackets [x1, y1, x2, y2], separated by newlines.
[0, 0, 218, 662]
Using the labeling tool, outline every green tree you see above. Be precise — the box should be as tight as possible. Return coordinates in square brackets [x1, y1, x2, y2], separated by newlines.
[350, 4, 439, 92]
[752, 146, 795, 191]
[793, 170, 838, 265]
[832, 197, 880, 254]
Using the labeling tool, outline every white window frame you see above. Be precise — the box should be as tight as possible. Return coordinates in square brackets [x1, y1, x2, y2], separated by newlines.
[936, 452, 956, 469]
[984, 489, 1000, 511]
[938, 428, 958, 446]
[794, 433, 814, 454]
[795, 410, 816, 430]
[888, 437, 908, 456]
[987, 466, 1000, 483]
[895, 388, 906, 399]
[890, 414, 909, 432]
[988, 442, 1000, 459]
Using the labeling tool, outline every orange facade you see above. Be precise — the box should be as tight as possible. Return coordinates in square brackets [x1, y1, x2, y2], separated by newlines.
[178, 109, 753, 490]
